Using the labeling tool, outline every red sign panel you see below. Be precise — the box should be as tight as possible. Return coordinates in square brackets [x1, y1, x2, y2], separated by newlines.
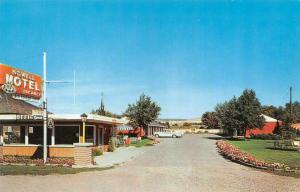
[0, 63, 42, 100]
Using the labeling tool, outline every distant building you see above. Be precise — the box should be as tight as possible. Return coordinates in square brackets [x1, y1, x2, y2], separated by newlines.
[116, 121, 166, 137]
[291, 123, 300, 131]
[145, 121, 166, 136]
[245, 114, 280, 138]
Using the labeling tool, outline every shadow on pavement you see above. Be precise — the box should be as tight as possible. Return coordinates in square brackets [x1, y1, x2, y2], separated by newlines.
[203, 136, 224, 140]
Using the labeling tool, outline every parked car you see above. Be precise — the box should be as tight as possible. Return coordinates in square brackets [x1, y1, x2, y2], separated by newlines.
[154, 130, 183, 138]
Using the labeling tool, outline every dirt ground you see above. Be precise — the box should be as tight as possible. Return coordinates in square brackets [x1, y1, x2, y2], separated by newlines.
[0, 134, 299, 192]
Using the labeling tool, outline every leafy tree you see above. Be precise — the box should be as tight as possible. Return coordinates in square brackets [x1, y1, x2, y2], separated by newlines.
[206, 89, 265, 137]
[261, 102, 300, 123]
[91, 109, 122, 118]
[91, 96, 122, 118]
[262, 105, 279, 119]
[274, 106, 285, 121]
[215, 97, 242, 136]
[201, 111, 221, 129]
[284, 101, 300, 123]
[124, 94, 161, 129]
[165, 122, 170, 128]
[272, 121, 282, 135]
[237, 89, 265, 137]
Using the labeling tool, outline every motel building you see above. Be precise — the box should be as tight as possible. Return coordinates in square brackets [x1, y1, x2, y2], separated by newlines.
[0, 63, 125, 164]
[0, 90, 124, 159]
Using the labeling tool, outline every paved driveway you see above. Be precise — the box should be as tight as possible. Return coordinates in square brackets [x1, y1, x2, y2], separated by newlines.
[1, 134, 299, 192]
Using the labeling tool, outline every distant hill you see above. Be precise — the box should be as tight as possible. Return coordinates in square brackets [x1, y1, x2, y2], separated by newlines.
[159, 117, 202, 126]
[158, 118, 188, 121]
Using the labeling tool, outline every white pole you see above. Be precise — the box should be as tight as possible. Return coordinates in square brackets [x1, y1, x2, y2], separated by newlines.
[25, 126, 28, 145]
[43, 52, 47, 163]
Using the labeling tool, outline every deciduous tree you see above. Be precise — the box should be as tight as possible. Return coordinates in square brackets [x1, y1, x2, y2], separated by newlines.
[201, 111, 221, 129]
[124, 94, 161, 129]
[237, 89, 265, 137]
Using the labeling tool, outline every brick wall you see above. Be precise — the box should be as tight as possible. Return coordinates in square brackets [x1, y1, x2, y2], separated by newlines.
[3, 146, 74, 158]
[48, 147, 74, 158]
[0, 146, 3, 158]
[3, 146, 40, 157]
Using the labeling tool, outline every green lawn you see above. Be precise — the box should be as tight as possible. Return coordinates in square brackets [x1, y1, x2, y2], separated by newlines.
[130, 138, 153, 147]
[228, 140, 300, 168]
[0, 165, 113, 176]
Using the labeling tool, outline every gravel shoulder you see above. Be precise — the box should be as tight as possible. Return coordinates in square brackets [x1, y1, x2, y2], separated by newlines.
[0, 134, 299, 192]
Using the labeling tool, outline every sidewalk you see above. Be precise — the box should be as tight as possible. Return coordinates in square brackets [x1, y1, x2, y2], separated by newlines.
[93, 146, 147, 168]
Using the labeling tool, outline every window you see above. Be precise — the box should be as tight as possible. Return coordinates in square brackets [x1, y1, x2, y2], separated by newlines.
[3, 126, 25, 144]
[28, 126, 51, 145]
[55, 125, 79, 145]
[85, 126, 94, 144]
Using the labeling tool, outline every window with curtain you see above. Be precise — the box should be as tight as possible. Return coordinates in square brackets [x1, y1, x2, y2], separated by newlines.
[3, 125, 25, 144]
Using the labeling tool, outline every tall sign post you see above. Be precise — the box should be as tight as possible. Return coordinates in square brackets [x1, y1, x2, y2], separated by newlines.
[0, 54, 74, 164]
[43, 52, 47, 163]
[42, 52, 73, 163]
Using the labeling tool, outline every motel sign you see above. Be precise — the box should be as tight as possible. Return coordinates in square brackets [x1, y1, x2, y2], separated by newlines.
[0, 64, 42, 100]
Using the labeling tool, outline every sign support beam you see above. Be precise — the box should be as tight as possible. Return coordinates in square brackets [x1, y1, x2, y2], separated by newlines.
[43, 52, 47, 164]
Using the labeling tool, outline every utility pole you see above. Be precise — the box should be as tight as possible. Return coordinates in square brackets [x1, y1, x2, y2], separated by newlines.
[42, 52, 73, 164]
[43, 52, 47, 164]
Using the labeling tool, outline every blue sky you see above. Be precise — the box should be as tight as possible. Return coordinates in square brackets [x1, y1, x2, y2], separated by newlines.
[1, 0, 300, 119]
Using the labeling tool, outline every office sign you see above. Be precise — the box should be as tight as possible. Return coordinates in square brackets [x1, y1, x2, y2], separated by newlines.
[16, 114, 43, 121]
[0, 64, 42, 100]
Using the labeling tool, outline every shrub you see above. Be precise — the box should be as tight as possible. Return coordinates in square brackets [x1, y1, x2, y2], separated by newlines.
[0, 156, 74, 167]
[47, 157, 74, 167]
[183, 122, 192, 127]
[108, 138, 116, 152]
[250, 133, 280, 140]
[92, 147, 103, 156]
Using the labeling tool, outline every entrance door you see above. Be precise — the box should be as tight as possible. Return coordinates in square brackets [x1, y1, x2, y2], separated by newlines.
[97, 127, 104, 146]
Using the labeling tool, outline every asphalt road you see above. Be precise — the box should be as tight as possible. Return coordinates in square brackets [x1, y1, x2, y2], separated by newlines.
[1, 134, 299, 192]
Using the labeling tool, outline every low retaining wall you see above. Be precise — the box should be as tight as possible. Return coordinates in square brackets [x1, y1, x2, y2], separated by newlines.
[0, 146, 3, 158]
[48, 146, 74, 158]
[2, 145, 74, 158]
[3, 145, 40, 157]
[1, 145, 96, 166]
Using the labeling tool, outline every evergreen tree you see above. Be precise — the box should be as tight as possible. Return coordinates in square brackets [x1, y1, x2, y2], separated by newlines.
[91, 94, 122, 118]
[99, 93, 106, 115]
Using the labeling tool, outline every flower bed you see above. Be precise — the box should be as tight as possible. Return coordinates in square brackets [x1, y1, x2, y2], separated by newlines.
[0, 156, 74, 167]
[216, 140, 286, 170]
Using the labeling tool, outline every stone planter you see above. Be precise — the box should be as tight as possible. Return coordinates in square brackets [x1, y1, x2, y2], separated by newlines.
[74, 143, 93, 166]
